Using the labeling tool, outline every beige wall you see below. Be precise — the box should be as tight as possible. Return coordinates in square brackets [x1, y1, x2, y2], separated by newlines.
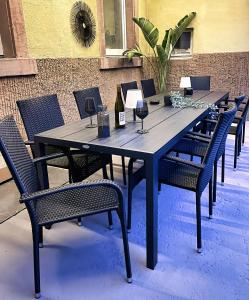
[22, 0, 100, 58]
[146, 0, 249, 54]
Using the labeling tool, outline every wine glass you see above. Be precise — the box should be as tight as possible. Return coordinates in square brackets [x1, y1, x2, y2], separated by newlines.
[135, 100, 149, 134]
[85, 97, 97, 128]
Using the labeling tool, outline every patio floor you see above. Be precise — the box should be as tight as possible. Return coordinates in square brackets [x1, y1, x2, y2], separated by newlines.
[0, 123, 249, 300]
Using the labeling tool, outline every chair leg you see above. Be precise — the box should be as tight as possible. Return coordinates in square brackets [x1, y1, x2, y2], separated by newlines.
[190, 155, 193, 161]
[234, 137, 238, 170]
[209, 177, 213, 218]
[242, 122, 246, 145]
[109, 158, 114, 181]
[238, 134, 242, 156]
[32, 224, 41, 299]
[108, 211, 113, 229]
[121, 156, 127, 186]
[77, 217, 82, 226]
[127, 181, 132, 232]
[102, 164, 109, 179]
[221, 152, 225, 185]
[117, 209, 132, 283]
[39, 226, 43, 248]
[195, 193, 202, 253]
[213, 162, 217, 206]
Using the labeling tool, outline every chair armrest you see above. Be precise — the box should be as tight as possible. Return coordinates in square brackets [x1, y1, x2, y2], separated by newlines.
[184, 134, 210, 143]
[203, 118, 218, 124]
[186, 131, 212, 139]
[32, 152, 66, 164]
[20, 179, 122, 204]
[164, 155, 205, 170]
[25, 140, 35, 146]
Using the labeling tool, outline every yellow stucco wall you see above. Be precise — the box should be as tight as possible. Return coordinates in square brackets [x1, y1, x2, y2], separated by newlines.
[22, 0, 249, 59]
[22, 0, 100, 58]
[146, 0, 249, 54]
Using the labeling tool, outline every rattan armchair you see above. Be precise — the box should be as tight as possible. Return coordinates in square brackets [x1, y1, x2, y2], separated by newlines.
[0, 116, 132, 299]
[17, 94, 113, 226]
[127, 105, 237, 253]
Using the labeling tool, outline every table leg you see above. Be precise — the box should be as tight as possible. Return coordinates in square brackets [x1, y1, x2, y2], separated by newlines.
[35, 142, 49, 189]
[145, 156, 158, 269]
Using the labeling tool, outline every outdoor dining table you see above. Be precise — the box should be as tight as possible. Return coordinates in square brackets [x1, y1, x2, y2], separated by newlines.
[34, 90, 229, 270]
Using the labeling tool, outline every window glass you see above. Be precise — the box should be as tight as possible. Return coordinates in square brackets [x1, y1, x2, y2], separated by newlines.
[172, 29, 193, 57]
[104, 0, 126, 55]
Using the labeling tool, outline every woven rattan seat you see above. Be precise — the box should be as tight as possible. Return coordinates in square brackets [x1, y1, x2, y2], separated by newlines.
[21, 182, 119, 225]
[171, 138, 208, 158]
[159, 159, 200, 191]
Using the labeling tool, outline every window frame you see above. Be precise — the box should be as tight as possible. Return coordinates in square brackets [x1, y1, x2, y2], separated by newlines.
[171, 28, 193, 58]
[105, 0, 127, 56]
[97, 0, 142, 69]
[0, 0, 37, 77]
[0, 35, 3, 57]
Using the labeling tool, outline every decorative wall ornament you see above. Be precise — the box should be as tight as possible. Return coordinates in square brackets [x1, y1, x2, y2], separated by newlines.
[70, 1, 96, 47]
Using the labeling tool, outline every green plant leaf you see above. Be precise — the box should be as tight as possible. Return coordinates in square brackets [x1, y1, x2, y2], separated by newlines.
[156, 45, 167, 67]
[163, 28, 173, 59]
[133, 17, 159, 49]
[162, 30, 170, 50]
[171, 12, 196, 48]
[123, 45, 143, 60]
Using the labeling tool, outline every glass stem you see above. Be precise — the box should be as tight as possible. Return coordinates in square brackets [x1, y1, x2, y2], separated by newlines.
[142, 119, 144, 131]
[90, 116, 93, 125]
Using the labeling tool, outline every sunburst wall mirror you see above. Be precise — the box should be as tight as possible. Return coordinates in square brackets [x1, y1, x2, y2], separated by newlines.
[70, 1, 96, 48]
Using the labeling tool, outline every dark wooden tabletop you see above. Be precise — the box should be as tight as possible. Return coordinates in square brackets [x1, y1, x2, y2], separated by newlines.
[35, 90, 229, 159]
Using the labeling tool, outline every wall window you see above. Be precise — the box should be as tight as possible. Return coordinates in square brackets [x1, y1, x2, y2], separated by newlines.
[104, 0, 127, 56]
[97, 0, 142, 69]
[0, 0, 37, 77]
[172, 29, 193, 57]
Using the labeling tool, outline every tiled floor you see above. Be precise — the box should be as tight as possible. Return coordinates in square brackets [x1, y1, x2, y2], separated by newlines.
[0, 124, 249, 300]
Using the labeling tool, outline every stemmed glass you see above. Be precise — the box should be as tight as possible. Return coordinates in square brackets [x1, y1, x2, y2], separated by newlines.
[85, 97, 97, 128]
[135, 100, 149, 134]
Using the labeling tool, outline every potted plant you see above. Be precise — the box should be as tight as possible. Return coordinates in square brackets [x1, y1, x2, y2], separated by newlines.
[123, 12, 196, 93]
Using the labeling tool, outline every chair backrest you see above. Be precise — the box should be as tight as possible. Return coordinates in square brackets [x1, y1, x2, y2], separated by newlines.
[0, 116, 40, 195]
[17, 94, 64, 142]
[234, 95, 245, 108]
[236, 98, 249, 133]
[190, 76, 211, 90]
[141, 79, 156, 98]
[121, 81, 138, 101]
[216, 101, 240, 160]
[73, 87, 102, 119]
[198, 104, 237, 192]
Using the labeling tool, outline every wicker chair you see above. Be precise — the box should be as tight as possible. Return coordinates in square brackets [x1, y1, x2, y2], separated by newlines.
[17, 94, 112, 183]
[190, 76, 211, 90]
[73, 87, 114, 181]
[229, 98, 249, 170]
[73, 87, 130, 185]
[141, 79, 156, 98]
[121, 81, 138, 100]
[17, 94, 114, 226]
[0, 116, 132, 299]
[127, 105, 237, 252]
[73, 86, 103, 119]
